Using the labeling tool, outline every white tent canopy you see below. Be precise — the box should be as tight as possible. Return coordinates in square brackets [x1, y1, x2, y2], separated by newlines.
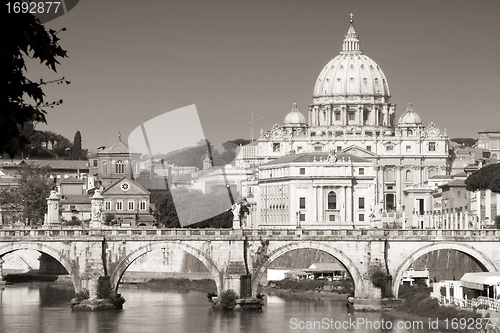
[461, 272, 500, 290]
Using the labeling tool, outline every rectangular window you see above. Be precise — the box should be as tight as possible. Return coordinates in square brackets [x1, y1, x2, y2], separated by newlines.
[359, 197, 365, 209]
[93, 160, 98, 167]
[299, 197, 306, 209]
[273, 143, 280, 152]
[140, 201, 147, 210]
[116, 201, 123, 211]
[299, 213, 305, 222]
[128, 200, 134, 210]
[359, 214, 365, 222]
[406, 145, 411, 152]
[314, 146, 322, 152]
[359, 168, 364, 175]
[105, 201, 111, 210]
[386, 145, 393, 151]
[366, 146, 371, 151]
[329, 215, 335, 222]
[348, 112, 355, 121]
[300, 168, 305, 175]
[457, 190, 461, 198]
[337, 146, 342, 151]
[335, 112, 341, 121]
[297, 146, 302, 152]
[429, 142, 436, 152]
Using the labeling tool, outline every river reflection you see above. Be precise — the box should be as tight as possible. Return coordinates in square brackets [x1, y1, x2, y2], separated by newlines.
[0, 284, 452, 333]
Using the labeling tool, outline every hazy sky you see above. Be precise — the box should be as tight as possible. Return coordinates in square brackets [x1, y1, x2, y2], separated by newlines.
[30, 0, 500, 151]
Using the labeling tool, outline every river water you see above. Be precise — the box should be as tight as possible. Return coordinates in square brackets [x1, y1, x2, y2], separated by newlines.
[0, 284, 455, 333]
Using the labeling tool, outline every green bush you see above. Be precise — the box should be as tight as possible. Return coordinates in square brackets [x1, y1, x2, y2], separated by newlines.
[75, 289, 89, 302]
[219, 289, 238, 310]
[368, 264, 390, 289]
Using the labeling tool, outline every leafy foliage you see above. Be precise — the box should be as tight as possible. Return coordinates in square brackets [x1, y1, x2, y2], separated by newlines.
[465, 163, 500, 193]
[367, 264, 390, 289]
[1, 13, 68, 158]
[450, 138, 477, 148]
[0, 164, 53, 225]
[74, 289, 90, 302]
[398, 285, 481, 321]
[219, 289, 238, 310]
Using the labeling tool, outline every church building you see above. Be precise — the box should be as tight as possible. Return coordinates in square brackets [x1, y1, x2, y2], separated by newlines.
[239, 15, 449, 228]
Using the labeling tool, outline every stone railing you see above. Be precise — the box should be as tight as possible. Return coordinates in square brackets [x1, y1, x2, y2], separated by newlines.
[432, 293, 500, 313]
[1, 227, 500, 240]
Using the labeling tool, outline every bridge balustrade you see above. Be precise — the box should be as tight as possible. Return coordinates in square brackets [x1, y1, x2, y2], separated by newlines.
[1, 227, 500, 239]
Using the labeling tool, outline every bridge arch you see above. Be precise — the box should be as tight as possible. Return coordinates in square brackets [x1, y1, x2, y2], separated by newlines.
[0, 242, 79, 292]
[251, 241, 365, 297]
[392, 242, 497, 298]
[110, 242, 222, 295]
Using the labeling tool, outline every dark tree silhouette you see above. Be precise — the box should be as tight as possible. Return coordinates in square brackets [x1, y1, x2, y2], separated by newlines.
[465, 163, 500, 193]
[451, 138, 477, 148]
[71, 131, 82, 160]
[0, 13, 68, 158]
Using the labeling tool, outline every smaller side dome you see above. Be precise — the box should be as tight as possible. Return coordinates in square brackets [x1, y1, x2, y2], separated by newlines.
[398, 101, 422, 126]
[283, 102, 307, 127]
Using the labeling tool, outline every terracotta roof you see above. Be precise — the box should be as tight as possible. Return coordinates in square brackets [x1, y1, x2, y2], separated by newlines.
[99, 139, 141, 155]
[428, 175, 450, 179]
[440, 179, 466, 187]
[60, 176, 85, 184]
[60, 195, 91, 204]
[22, 159, 89, 170]
[262, 152, 369, 166]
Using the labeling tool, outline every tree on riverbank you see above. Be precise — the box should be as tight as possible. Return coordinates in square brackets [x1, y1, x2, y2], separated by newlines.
[0, 164, 53, 225]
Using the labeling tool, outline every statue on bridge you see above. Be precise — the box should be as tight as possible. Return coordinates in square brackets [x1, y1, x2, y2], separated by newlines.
[232, 199, 250, 229]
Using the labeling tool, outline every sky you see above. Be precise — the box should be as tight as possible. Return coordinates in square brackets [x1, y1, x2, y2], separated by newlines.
[29, 0, 500, 151]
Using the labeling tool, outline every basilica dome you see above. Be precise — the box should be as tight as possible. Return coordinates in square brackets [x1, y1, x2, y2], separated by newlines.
[398, 102, 422, 126]
[313, 18, 390, 103]
[283, 102, 307, 127]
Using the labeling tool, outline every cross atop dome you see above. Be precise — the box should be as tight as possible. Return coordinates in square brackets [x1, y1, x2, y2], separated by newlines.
[407, 100, 413, 112]
[342, 13, 361, 53]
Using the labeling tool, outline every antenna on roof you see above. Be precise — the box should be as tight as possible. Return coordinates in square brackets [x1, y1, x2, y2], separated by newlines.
[246, 111, 265, 142]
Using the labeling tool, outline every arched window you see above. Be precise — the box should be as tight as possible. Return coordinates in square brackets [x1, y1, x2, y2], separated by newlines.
[328, 191, 337, 210]
[116, 160, 124, 174]
[407, 129, 413, 136]
[102, 161, 107, 174]
[405, 170, 412, 183]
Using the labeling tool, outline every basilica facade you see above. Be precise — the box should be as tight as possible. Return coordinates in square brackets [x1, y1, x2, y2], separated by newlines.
[239, 16, 450, 229]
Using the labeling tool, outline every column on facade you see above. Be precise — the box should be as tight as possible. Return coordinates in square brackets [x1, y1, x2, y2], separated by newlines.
[340, 186, 347, 225]
[485, 190, 492, 221]
[476, 191, 481, 222]
[346, 186, 353, 225]
[319, 186, 324, 223]
[402, 211, 406, 229]
[341, 106, 346, 126]
[311, 185, 317, 223]
[396, 166, 402, 210]
[454, 210, 458, 229]
[326, 105, 331, 126]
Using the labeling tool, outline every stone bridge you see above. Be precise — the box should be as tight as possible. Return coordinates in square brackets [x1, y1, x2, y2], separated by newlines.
[1, 227, 500, 299]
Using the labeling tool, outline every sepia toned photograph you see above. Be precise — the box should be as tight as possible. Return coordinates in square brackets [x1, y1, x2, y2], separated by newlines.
[1, 0, 500, 332]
